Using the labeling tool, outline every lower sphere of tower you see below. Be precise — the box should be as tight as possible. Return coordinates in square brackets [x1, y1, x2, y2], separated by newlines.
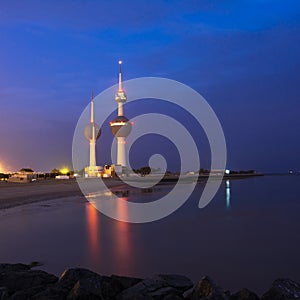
[110, 116, 132, 137]
[84, 123, 101, 141]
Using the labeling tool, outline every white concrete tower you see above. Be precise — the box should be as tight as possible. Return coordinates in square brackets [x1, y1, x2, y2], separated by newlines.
[84, 90, 101, 177]
[110, 61, 132, 168]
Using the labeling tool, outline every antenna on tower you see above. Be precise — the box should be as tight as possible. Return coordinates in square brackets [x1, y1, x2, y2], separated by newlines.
[91, 88, 94, 123]
[118, 60, 123, 91]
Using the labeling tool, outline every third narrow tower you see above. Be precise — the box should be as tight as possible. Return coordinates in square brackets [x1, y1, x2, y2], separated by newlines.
[110, 61, 132, 168]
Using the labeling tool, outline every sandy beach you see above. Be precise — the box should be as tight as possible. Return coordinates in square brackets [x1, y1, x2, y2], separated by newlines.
[0, 178, 126, 210]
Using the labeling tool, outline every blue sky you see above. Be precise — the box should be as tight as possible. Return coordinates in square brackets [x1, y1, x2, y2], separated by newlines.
[0, 0, 299, 172]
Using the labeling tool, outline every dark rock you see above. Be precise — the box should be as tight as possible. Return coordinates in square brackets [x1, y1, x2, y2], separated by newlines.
[29, 261, 43, 268]
[117, 274, 193, 300]
[110, 275, 142, 292]
[30, 286, 70, 299]
[261, 278, 300, 300]
[101, 275, 142, 299]
[67, 276, 105, 299]
[231, 288, 260, 300]
[0, 287, 8, 300]
[58, 268, 101, 290]
[32, 268, 142, 300]
[31, 268, 103, 299]
[0, 264, 30, 273]
[164, 295, 184, 300]
[0, 269, 58, 295]
[224, 290, 231, 298]
[189, 276, 229, 300]
[158, 275, 193, 291]
[10, 285, 47, 300]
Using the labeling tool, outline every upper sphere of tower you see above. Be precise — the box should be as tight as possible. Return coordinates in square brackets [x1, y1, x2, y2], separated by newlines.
[115, 90, 127, 103]
[84, 123, 101, 141]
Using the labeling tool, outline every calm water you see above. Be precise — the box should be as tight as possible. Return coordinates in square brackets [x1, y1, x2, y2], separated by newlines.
[0, 175, 299, 295]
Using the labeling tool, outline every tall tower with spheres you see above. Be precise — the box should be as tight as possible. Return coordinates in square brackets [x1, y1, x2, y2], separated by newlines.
[84, 90, 102, 177]
[110, 61, 132, 171]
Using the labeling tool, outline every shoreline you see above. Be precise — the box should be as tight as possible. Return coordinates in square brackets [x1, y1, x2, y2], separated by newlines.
[0, 178, 124, 211]
[0, 173, 264, 211]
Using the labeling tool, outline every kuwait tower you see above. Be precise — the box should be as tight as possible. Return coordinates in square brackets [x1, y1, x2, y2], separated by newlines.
[110, 61, 132, 168]
[84, 91, 101, 177]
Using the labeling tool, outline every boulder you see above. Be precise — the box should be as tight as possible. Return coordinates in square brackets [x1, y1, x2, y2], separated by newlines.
[0, 287, 8, 300]
[0, 269, 57, 295]
[117, 274, 193, 300]
[67, 275, 141, 299]
[30, 268, 103, 299]
[58, 268, 102, 290]
[0, 264, 30, 273]
[30, 286, 71, 299]
[261, 278, 300, 300]
[10, 285, 46, 300]
[101, 275, 142, 299]
[109, 275, 142, 292]
[67, 276, 105, 299]
[33, 269, 143, 300]
[230, 288, 260, 300]
[189, 276, 229, 300]
[164, 295, 184, 300]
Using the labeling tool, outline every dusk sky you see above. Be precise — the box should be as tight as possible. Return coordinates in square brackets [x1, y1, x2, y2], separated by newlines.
[0, 0, 299, 173]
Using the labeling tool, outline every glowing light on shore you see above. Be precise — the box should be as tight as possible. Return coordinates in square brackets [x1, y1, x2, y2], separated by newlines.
[0, 161, 10, 173]
[60, 167, 69, 175]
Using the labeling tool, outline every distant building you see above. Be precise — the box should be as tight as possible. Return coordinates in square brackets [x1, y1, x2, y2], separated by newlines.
[0, 173, 9, 181]
[8, 168, 37, 183]
[102, 164, 116, 178]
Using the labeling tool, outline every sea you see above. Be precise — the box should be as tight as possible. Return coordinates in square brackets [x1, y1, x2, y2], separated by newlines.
[0, 174, 299, 295]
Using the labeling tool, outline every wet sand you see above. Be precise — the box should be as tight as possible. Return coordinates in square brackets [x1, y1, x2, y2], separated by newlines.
[0, 179, 124, 210]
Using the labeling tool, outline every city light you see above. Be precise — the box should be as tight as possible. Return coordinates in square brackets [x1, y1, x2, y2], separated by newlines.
[0, 162, 9, 173]
[60, 167, 69, 175]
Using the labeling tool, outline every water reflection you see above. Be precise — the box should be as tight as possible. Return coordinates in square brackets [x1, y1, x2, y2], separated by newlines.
[112, 197, 134, 274]
[86, 203, 100, 262]
[226, 180, 231, 208]
[86, 195, 134, 275]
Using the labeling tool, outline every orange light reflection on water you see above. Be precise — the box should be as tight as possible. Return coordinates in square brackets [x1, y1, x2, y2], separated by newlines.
[113, 197, 134, 275]
[85, 196, 135, 275]
[86, 203, 100, 262]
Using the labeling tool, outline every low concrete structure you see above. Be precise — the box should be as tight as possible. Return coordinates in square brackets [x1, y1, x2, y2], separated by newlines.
[7, 168, 37, 183]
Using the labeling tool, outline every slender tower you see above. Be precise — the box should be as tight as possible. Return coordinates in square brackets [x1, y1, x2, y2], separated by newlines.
[110, 61, 132, 168]
[84, 90, 101, 177]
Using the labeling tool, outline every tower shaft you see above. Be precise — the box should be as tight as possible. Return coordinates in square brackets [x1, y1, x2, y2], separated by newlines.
[90, 91, 96, 167]
[118, 102, 123, 116]
[89, 140, 96, 167]
[117, 137, 126, 166]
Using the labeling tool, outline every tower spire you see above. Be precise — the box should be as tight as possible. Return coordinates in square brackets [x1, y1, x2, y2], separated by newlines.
[118, 60, 123, 91]
[91, 88, 94, 123]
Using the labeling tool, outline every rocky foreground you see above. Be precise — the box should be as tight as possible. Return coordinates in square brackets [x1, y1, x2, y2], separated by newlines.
[0, 263, 299, 300]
